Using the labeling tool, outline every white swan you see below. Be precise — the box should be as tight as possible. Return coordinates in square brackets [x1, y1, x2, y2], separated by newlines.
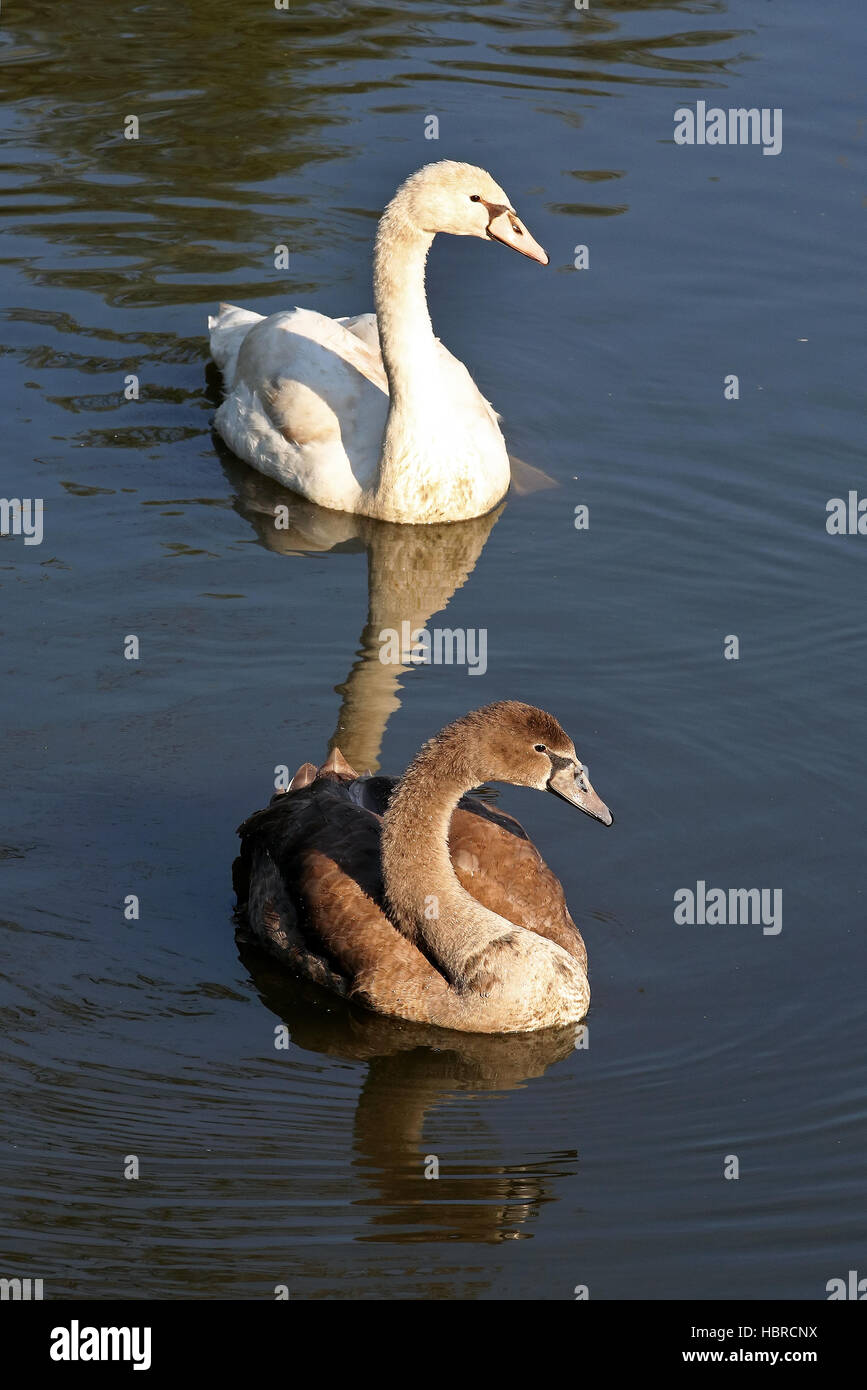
[209, 161, 548, 524]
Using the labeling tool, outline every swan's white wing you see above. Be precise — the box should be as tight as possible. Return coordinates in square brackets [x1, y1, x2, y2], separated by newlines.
[212, 306, 389, 512]
[338, 315, 498, 427]
[433, 336, 502, 429]
[209, 303, 265, 383]
[335, 312, 380, 353]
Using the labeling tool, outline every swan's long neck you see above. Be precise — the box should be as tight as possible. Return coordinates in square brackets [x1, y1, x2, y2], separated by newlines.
[373, 208, 438, 411]
[366, 190, 510, 524]
[380, 735, 513, 989]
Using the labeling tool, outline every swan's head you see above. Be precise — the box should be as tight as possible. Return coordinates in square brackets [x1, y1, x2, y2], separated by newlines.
[440, 701, 613, 825]
[390, 161, 549, 265]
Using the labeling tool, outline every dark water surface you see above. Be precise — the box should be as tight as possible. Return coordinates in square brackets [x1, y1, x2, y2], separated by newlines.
[1, 1, 864, 1298]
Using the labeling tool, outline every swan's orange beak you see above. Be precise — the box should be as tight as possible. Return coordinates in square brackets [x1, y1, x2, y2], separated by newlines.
[486, 208, 549, 266]
[547, 762, 613, 826]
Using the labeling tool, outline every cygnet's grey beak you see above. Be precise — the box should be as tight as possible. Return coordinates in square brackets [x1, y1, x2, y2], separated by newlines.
[547, 762, 613, 826]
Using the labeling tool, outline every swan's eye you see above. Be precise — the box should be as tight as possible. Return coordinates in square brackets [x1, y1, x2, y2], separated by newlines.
[534, 743, 547, 753]
[470, 194, 481, 202]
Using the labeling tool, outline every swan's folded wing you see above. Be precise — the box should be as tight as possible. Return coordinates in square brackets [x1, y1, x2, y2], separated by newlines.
[335, 312, 381, 353]
[448, 797, 587, 970]
[209, 302, 265, 380]
[343, 775, 587, 969]
[236, 782, 457, 1020]
[238, 309, 388, 428]
[217, 307, 389, 507]
[434, 337, 501, 428]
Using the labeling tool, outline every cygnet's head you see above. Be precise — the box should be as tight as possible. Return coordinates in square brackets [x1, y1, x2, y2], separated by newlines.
[424, 701, 613, 825]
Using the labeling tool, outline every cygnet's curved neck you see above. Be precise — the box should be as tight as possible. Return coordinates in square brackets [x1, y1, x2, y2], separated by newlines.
[380, 734, 513, 988]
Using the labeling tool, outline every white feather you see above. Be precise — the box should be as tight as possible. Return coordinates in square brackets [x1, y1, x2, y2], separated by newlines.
[209, 162, 545, 524]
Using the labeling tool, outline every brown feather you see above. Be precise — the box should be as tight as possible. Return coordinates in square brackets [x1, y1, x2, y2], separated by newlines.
[234, 702, 600, 1033]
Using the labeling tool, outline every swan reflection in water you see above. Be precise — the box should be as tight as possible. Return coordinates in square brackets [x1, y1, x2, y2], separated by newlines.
[239, 940, 583, 1246]
[226, 452, 574, 1245]
[225, 450, 554, 771]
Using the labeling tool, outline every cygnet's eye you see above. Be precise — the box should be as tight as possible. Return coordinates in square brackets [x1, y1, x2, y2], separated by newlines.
[470, 194, 481, 202]
[534, 743, 547, 753]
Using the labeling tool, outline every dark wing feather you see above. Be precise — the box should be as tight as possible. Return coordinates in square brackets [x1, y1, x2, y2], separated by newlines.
[235, 779, 467, 1026]
[235, 774, 585, 983]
